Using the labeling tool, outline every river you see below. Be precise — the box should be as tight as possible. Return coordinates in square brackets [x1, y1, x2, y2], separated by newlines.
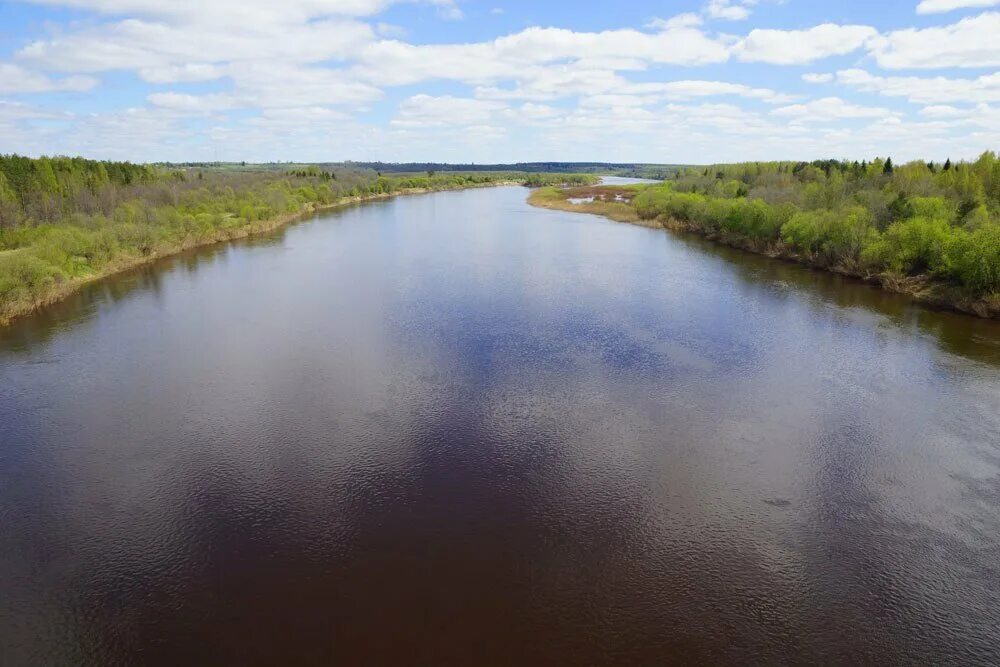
[2, 183, 999, 664]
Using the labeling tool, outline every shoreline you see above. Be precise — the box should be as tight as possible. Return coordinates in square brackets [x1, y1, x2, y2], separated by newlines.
[528, 188, 1000, 320]
[0, 181, 522, 328]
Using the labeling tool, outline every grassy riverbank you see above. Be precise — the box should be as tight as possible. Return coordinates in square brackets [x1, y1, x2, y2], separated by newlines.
[530, 153, 1000, 319]
[528, 185, 647, 225]
[0, 156, 595, 325]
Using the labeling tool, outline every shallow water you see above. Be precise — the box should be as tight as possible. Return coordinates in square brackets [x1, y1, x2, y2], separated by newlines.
[2, 185, 999, 664]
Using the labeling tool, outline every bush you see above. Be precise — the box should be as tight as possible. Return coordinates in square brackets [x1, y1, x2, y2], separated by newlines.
[944, 223, 1000, 292]
[862, 216, 953, 275]
[781, 211, 825, 254]
[0, 251, 65, 316]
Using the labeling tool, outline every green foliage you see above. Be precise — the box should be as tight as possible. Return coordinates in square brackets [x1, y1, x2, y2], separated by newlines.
[862, 217, 952, 275]
[909, 196, 954, 221]
[780, 208, 878, 263]
[0, 154, 598, 322]
[944, 223, 1000, 292]
[630, 151, 1000, 295]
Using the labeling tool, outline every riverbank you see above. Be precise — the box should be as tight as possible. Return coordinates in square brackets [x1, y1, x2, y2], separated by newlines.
[527, 185, 650, 226]
[529, 186, 1000, 319]
[0, 178, 585, 326]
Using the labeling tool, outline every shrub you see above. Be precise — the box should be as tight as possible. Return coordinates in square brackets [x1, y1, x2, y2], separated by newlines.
[862, 216, 953, 275]
[944, 223, 1000, 292]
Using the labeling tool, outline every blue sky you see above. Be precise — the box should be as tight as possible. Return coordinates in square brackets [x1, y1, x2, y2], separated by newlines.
[0, 0, 998, 163]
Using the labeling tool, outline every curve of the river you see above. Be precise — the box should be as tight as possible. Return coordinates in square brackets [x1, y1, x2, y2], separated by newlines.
[2, 185, 999, 664]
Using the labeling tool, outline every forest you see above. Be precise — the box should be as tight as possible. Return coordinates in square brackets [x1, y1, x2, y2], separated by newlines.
[0, 155, 594, 323]
[536, 152, 1000, 316]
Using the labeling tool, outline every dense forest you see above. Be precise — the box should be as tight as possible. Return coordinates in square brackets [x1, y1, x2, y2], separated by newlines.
[535, 152, 1000, 316]
[637, 154, 1000, 292]
[0, 155, 594, 323]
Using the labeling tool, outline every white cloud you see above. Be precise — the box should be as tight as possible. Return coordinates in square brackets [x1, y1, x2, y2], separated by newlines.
[6, 0, 1000, 163]
[836, 68, 1000, 104]
[0, 100, 70, 122]
[868, 11, 1000, 68]
[580, 94, 661, 108]
[227, 62, 383, 108]
[646, 13, 704, 29]
[138, 63, 226, 84]
[392, 94, 505, 127]
[430, 0, 466, 21]
[625, 79, 793, 103]
[802, 73, 833, 84]
[18, 18, 376, 72]
[511, 102, 560, 120]
[146, 63, 383, 113]
[771, 97, 893, 121]
[916, 0, 1000, 14]
[0, 103, 74, 156]
[147, 92, 236, 113]
[375, 22, 407, 38]
[919, 104, 966, 117]
[734, 23, 877, 64]
[491, 26, 730, 66]
[21, 0, 431, 21]
[473, 71, 629, 102]
[0, 63, 97, 93]
[352, 25, 731, 94]
[705, 0, 755, 20]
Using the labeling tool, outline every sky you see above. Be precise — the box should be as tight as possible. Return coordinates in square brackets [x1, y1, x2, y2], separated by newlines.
[0, 0, 998, 164]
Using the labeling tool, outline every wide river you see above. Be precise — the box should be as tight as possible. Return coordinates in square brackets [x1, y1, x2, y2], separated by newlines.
[2, 182, 1000, 664]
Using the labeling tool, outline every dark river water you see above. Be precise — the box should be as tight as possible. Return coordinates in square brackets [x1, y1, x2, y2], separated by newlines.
[2, 183, 1000, 665]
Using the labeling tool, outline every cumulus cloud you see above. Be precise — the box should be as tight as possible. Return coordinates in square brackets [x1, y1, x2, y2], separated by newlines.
[145, 63, 384, 113]
[21, 0, 434, 21]
[835, 68, 1000, 104]
[916, 0, 1000, 13]
[645, 13, 704, 30]
[18, 17, 376, 73]
[867, 11, 1000, 68]
[919, 104, 967, 117]
[511, 103, 561, 120]
[351, 25, 731, 97]
[5, 0, 1000, 162]
[147, 92, 236, 113]
[624, 80, 793, 103]
[705, 0, 756, 20]
[734, 24, 877, 64]
[0, 100, 70, 122]
[771, 97, 894, 121]
[138, 63, 226, 84]
[0, 63, 97, 93]
[802, 73, 833, 84]
[392, 95, 505, 127]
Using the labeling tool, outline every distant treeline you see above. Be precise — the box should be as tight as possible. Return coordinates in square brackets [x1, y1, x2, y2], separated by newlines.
[153, 160, 689, 178]
[331, 161, 685, 175]
[0, 155, 595, 323]
[629, 153, 1000, 302]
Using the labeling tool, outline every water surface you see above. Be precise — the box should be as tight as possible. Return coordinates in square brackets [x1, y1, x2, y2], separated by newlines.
[2, 185, 1000, 664]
